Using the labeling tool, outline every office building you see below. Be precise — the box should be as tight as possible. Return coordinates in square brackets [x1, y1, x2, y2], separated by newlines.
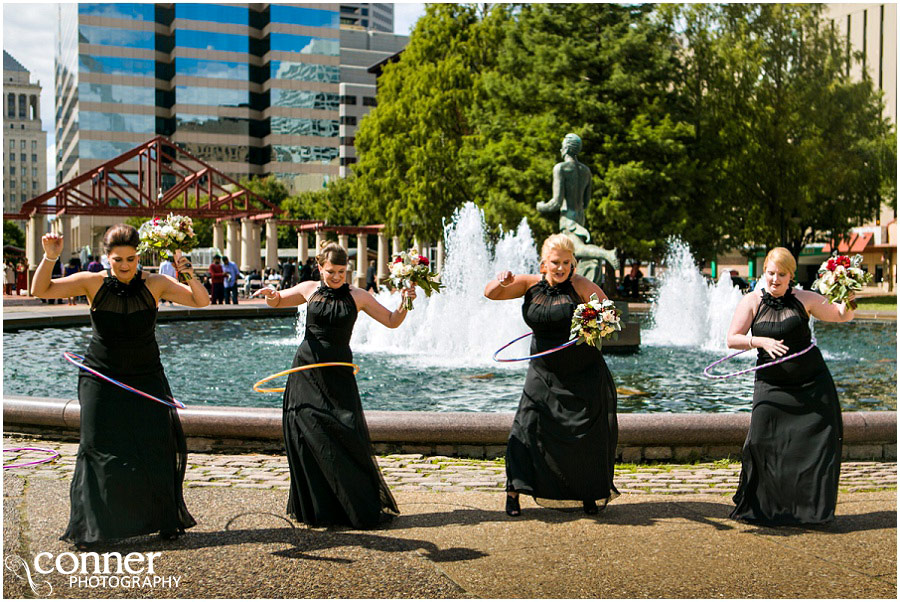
[3, 51, 48, 218]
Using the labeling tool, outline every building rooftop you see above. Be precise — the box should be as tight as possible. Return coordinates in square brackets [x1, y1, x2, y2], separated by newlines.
[3, 50, 29, 73]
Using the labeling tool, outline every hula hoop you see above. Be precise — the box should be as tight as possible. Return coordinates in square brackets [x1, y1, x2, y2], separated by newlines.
[4, 447, 60, 469]
[492, 332, 578, 363]
[253, 362, 361, 393]
[62, 352, 185, 409]
[703, 337, 817, 380]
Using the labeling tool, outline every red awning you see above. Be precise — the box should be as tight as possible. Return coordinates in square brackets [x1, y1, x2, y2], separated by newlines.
[822, 231, 874, 254]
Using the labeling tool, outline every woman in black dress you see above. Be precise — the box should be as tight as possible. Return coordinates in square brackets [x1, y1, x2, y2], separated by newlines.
[726, 247, 855, 525]
[32, 225, 209, 547]
[258, 242, 414, 529]
[484, 234, 618, 517]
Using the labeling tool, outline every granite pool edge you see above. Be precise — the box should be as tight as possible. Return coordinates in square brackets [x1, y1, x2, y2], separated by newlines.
[4, 395, 896, 461]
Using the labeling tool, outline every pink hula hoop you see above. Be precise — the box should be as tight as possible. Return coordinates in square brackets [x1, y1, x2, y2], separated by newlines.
[4, 447, 60, 469]
[63, 352, 185, 409]
[703, 337, 818, 380]
[493, 332, 578, 363]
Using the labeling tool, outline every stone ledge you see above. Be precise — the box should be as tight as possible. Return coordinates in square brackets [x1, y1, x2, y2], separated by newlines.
[4, 396, 895, 459]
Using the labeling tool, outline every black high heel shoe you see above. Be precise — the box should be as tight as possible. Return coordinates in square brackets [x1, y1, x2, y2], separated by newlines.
[583, 499, 599, 515]
[505, 494, 521, 517]
[159, 530, 180, 541]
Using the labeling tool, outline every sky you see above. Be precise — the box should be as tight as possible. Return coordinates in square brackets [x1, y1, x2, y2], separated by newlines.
[1, 2, 427, 189]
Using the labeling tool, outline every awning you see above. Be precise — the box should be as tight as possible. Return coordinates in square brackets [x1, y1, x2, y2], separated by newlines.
[822, 231, 874, 254]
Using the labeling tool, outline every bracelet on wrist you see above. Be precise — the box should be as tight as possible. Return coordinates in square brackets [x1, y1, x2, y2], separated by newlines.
[42, 254, 60, 262]
[498, 280, 510, 288]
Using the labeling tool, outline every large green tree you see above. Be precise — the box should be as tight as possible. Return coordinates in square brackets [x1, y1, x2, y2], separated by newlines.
[664, 3, 896, 258]
[4, 220, 25, 248]
[352, 3, 509, 242]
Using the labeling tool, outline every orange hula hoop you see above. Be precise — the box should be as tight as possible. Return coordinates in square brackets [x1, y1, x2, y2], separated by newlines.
[252, 362, 361, 393]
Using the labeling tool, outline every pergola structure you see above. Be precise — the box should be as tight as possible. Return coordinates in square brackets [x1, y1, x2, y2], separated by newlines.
[3, 136, 428, 285]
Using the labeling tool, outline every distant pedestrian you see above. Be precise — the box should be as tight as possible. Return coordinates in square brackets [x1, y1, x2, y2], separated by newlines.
[15, 260, 28, 295]
[208, 255, 225, 304]
[222, 256, 240, 304]
[4, 261, 15, 295]
[298, 257, 313, 283]
[64, 258, 80, 305]
[86, 255, 103, 273]
[280, 257, 297, 290]
[365, 260, 378, 292]
[159, 257, 177, 305]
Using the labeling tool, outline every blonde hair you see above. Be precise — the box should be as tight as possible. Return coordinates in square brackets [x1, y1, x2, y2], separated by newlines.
[763, 247, 797, 277]
[540, 233, 575, 260]
[316, 240, 348, 266]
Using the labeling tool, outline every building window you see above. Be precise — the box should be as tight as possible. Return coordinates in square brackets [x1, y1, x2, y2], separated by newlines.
[363, 96, 377, 107]
[340, 157, 357, 166]
[20, 166, 26, 176]
[20, 180, 26, 189]
[32, 168, 38, 177]
[8, 194, 15, 203]
[9, 152, 14, 161]
[10, 180, 15, 188]
[340, 136, 355, 146]
[7, 93, 14, 118]
[32, 154, 37, 162]
[9, 139, 14, 150]
[31, 140, 36, 150]
[18, 94, 26, 118]
[341, 95, 357, 105]
[21, 153, 26, 162]
[20, 140, 25, 149]
[32, 181, 38, 190]
[9, 166, 15, 176]
[340, 115, 357, 126]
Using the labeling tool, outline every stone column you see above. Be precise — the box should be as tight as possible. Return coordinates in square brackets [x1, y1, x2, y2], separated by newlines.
[413, 238, 423, 254]
[377, 231, 388, 282]
[212, 222, 224, 252]
[337, 233, 349, 254]
[240, 218, 257, 271]
[226, 220, 241, 266]
[436, 238, 444, 273]
[265, 218, 278, 269]
[392, 236, 401, 255]
[25, 214, 45, 272]
[315, 229, 325, 252]
[50, 215, 72, 264]
[356, 234, 368, 287]
[298, 231, 309, 264]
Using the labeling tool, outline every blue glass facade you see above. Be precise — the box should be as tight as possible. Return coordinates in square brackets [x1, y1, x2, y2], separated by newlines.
[79, 25, 154, 49]
[78, 82, 155, 106]
[79, 55, 154, 76]
[81, 111, 155, 133]
[271, 117, 339, 137]
[174, 4, 248, 25]
[270, 89, 339, 110]
[176, 114, 250, 136]
[270, 61, 339, 83]
[271, 145, 339, 164]
[269, 5, 339, 28]
[80, 139, 139, 159]
[269, 34, 339, 56]
[175, 30, 249, 53]
[78, 3, 154, 21]
[174, 58, 248, 80]
[175, 86, 249, 107]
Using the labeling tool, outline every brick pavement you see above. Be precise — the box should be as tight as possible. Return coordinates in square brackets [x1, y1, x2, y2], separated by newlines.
[4, 436, 896, 495]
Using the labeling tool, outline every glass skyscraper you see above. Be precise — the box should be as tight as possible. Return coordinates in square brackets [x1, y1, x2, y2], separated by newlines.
[56, 3, 370, 194]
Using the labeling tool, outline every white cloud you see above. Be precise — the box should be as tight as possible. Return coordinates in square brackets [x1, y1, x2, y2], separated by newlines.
[394, 2, 426, 35]
[3, 3, 57, 186]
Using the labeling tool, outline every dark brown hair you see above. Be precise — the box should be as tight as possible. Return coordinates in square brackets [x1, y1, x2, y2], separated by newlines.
[102, 224, 140, 254]
[316, 240, 348, 266]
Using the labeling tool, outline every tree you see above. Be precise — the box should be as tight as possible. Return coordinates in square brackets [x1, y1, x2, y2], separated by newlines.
[469, 3, 701, 267]
[4, 220, 25, 248]
[666, 3, 896, 258]
[352, 3, 510, 242]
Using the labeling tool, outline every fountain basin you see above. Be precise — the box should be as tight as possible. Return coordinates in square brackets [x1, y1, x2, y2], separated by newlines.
[5, 395, 895, 462]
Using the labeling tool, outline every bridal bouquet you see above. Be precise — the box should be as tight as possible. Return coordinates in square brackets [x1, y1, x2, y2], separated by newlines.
[137, 214, 198, 280]
[810, 253, 872, 310]
[570, 293, 622, 349]
[380, 249, 443, 310]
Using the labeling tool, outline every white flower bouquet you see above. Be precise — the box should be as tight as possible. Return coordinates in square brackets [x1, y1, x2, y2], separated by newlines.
[810, 253, 872, 310]
[569, 293, 622, 349]
[379, 248, 443, 310]
[137, 213, 198, 280]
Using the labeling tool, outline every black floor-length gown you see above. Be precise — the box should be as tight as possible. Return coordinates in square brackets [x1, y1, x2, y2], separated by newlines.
[506, 275, 619, 507]
[731, 288, 842, 525]
[61, 270, 195, 544]
[282, 283, 398, 528]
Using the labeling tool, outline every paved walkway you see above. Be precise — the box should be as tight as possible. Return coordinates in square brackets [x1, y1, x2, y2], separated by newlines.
[5, 436, 896, 495]
[3, 436, 896, 598]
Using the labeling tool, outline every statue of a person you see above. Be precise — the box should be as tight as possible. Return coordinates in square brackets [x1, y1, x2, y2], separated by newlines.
[536, 134, 619, 285]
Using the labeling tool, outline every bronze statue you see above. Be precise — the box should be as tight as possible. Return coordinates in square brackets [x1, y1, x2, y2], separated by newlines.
[536, 134, 618, 285]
